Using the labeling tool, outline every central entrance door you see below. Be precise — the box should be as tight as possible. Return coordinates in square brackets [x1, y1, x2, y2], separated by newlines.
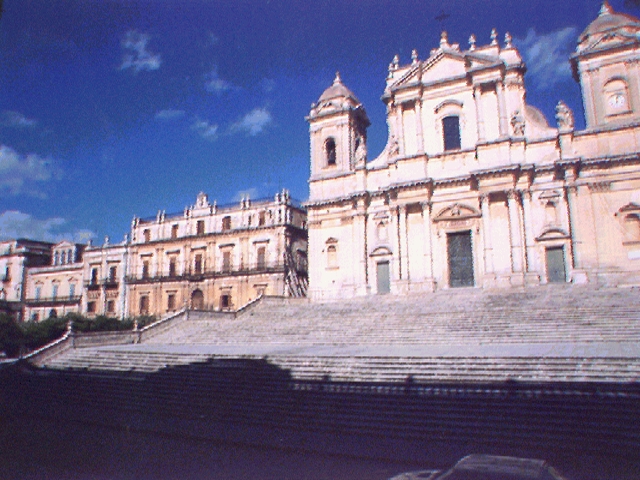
[448, 231, 474, 287]
[546, 246, 566, 283]
[376, 261, 390, 294]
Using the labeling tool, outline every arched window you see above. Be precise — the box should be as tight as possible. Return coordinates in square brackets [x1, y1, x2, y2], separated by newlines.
[53, 252, 59, 266]
[325, 137, 337, 166]
[143, 229, 151, 242]
[442, 115, 461, 151]
[61, 251, 66, 264]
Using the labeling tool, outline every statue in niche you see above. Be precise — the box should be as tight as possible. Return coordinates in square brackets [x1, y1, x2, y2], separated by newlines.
[510, 110, 525, 136]
[388, 135, 400, 157]
[555, 101, 574, 130]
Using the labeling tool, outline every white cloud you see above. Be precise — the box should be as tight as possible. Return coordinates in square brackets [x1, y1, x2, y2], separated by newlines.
[230, 108, 273, 136]
[0, 145, 56, 197]
[1, 110, 37, 128]
[0, 210, 95, 243]
[155, 109, 185, 121]
[191, 119, 219, 141]
[204, 67, 232, 95]
[120, 30, 161, 73]
[515, 26, 578, 90]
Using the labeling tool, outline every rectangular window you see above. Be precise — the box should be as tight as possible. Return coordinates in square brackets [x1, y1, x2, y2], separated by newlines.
[87, 301, 96, 313]
[197, 220, 205, 235]
[169, 258, 177, 277]
[35, 286, 41, 300]
[257, 246, 266, 270]
[109, 266, 117, 283]
[106, 300, 115, 313]
[222, 251, 232, 272]
[220, 294, 231, 309]
[90, 268, 98, 285]
[139, 295, 149, 315]
[142, 261, 150, 279]
[443, 115, 461, 151]
[69, 283, 76, 298]
[171, 224, 179, 239]
[52, 284, 58, 299]
[194, 254, 203, 274]
[143, 229, 151, 242]
[167, 293, 176, 311]
[222, 216, 231, 231]
[258, 211, 266, 226]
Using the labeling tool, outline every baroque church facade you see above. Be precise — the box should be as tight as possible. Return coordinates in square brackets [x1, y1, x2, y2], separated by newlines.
[306, 4, 640, 299]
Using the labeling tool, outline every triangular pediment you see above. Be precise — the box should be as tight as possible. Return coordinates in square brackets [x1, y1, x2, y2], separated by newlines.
[54, 240, 75, 249]
[420, 53, 468, 85]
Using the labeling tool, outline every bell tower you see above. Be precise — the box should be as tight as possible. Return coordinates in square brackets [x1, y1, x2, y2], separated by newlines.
[571, 2, 640, 129]
[307, 73, 370, 185]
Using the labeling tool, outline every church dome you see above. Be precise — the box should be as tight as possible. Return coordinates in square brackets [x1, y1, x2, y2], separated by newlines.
[579, 2, 640, 42]
[318, 72, 361, 104]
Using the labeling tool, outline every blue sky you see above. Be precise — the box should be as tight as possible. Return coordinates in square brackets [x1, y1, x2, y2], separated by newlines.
[1, 0, 638, 243]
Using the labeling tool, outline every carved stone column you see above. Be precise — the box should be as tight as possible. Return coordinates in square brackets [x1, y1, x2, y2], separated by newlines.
[415, 99, 425, 154]
[421, 201, 436, 290]
[398, 205, 408, 281]
[507, 190, 524, 273]
[473, 86, 486, 142]
[480, 194, 494, 278]
[496, 81, 509, 137]
[395, 105, 405, 157]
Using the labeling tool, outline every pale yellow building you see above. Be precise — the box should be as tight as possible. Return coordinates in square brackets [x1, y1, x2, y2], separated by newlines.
[306, 4, 640, 299]
[125, 190, 307, 317]
[23, 241, 85, 321]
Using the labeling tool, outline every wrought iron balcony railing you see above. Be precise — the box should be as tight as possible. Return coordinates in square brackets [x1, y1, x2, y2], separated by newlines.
[124, 261, 288, 284]
[24, 295, 82, 306]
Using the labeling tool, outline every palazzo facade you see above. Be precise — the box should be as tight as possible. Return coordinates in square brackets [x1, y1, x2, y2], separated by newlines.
[306, 4, 640, 299]
[125, 190, 307, 317]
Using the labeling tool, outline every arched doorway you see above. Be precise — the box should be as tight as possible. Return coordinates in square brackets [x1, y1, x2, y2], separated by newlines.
[191, 289, 204, 310]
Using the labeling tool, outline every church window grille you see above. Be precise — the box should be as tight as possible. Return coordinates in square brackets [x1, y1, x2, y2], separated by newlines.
[442, 115, 461, 151]
[325, 138, 337, 166]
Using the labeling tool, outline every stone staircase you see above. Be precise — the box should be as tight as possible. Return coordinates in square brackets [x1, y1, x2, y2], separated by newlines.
[39, 285, 640, 383]
[144, 285, 640, 347]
